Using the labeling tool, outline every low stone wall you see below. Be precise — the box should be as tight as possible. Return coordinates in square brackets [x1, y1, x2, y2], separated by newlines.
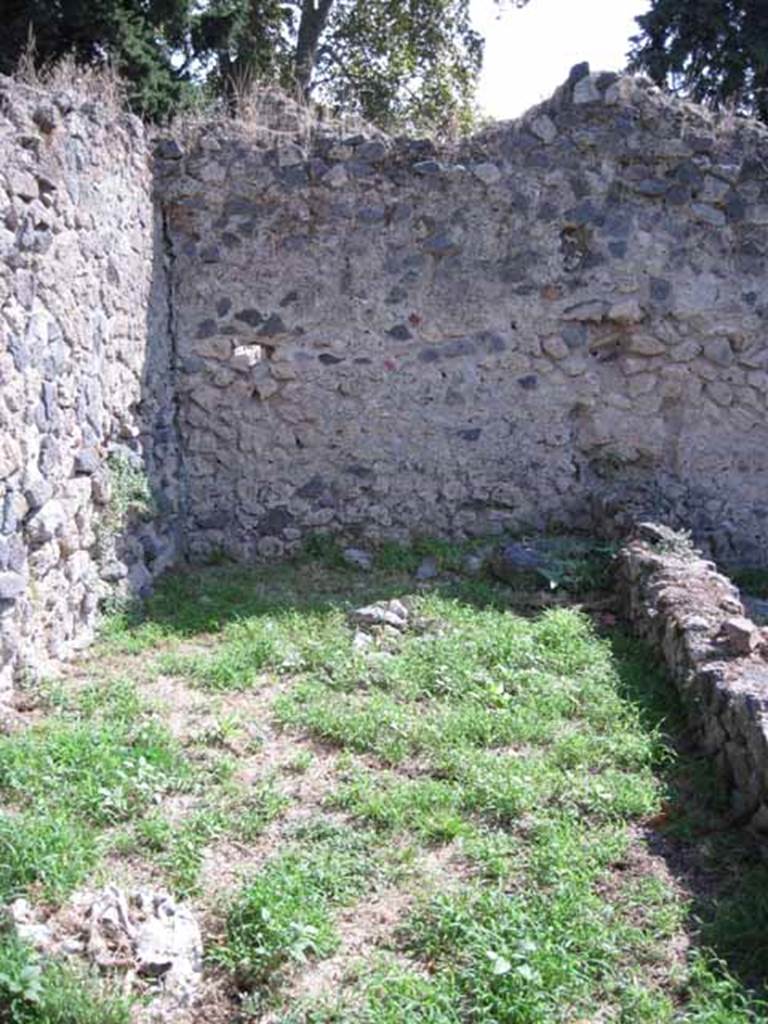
[617, 524, 768, 830]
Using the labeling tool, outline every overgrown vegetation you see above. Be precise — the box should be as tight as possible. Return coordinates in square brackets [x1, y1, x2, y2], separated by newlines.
[4, 0, 517, 131]
[212, 822, 385, 997]
[0, 678, 193, 903]
[650, 524, 698, 559]
[2, 537, 768, 1020]
[123, 777, 288, 896]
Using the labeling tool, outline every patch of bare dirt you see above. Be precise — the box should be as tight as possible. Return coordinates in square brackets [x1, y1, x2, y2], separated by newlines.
[197, 746, 345, 903]
[139, 675, 213, 741]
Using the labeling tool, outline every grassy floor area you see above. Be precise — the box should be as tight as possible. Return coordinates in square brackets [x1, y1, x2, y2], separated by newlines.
[2, 541, 768, 1022]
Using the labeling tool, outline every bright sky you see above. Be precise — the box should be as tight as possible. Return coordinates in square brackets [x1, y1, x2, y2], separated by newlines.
[471, 0, 650, 120]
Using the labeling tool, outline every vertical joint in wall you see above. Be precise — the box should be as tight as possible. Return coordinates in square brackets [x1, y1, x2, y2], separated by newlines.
[159, 201, 190, 561]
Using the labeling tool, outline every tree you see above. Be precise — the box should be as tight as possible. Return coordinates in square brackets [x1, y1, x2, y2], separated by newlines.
[193, 0, 488, 132]
[629, 0, 768, 123]
[1, 0, 524, 130]
[190, 0, 291, 99]
[1, 0, 193, 120]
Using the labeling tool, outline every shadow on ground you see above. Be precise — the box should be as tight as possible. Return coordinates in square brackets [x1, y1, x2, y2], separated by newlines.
[611, 631, 768, 996]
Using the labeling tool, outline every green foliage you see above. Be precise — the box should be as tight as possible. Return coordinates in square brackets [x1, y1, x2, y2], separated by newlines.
[392, 871, 764, 1024]
[300, 533, 347, 569]
[212, 826, 378, 991]
[536, 539, 617, 592]
[4, 0, 193, 120]
[156, 635, 276, 691]
[285, 749, 314, 774]
[47, 676, 145, 723]
[373, 536, 477, 574]
[0, 680, 192, 901]
[310, 0, 485, 131]
[629, 0, 768, 123]
[215, 855, 340, 991]
[97, 606, 168, 655]
[191, 0, 290, 95]
[0, 716, 190, 826]
[275, 602, 664, 776]
[651, 524, 698, 558]
[0, 810, 98, 903]
[8, 541, 768, 1018]
[698, 860, 768, 979]
[332, 771, 469, 842]
[0, 933, 131, 1024]
[155, 606, 354, 690]
[130, 779, 287, 896]
[192, 0, 490, 131]
[2, 0, 521, 130]
[103, 450, 155, 535]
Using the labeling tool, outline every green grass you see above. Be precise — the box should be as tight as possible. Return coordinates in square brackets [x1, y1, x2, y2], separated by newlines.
[212, 823, 385, 996]
[732, 568, 768, 599]
[95, 533, 612, 658]
[0, 933, 131, 1024]
[330, 768, 469, 842]
[0, 679, 194, 901]
[154, 609, 355, 691]
[391, 877, 762, 1024]
[0, 717, 190, 825]
[98, 561, 362, 652]
[126, 778, 288, 896]
[0, 811, 99, 904]
[6, 540, 768, 1021]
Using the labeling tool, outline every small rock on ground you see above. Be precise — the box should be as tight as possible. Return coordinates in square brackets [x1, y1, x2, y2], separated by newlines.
[349, 599, 409, 631]
[415, 556, 439, 580]
[489, 541, 552, 586]
[342, 547, 373, 571]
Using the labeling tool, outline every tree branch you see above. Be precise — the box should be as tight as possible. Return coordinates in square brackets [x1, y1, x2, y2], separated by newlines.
[294, 0, 334, 98]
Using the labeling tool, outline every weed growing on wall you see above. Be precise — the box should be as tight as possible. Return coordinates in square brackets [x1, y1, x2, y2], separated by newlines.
[104, 450, 155, 533]
[649, 524, 698, 560]
[94, 451, 156, 564]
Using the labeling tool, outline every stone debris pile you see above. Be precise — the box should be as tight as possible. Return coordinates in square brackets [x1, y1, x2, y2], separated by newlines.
[349, 599, 410, 632]
[7, 886, 202, 1013]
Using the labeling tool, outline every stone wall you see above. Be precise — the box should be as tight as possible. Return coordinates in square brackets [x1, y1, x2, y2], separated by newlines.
[0, 78, 178, 692]
[159, 66, 768, 565]
[4, 64, 768, 689]
[618, 524, 768, 831]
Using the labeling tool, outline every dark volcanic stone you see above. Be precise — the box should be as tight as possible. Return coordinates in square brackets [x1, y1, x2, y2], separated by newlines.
[489, 542, 552, 587]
